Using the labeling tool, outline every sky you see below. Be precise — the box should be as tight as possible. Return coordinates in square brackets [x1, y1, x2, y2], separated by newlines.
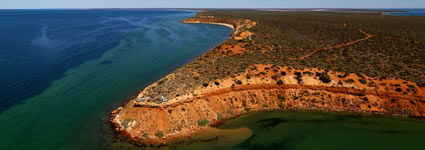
[1, 0, 425, 9]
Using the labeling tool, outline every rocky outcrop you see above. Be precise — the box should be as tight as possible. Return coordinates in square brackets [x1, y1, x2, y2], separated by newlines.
[110, 13, 425, 146]
[111, 64, 425, 145]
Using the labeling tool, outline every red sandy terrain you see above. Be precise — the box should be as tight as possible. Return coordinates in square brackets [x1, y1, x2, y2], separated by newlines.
[110, 13, 425, 146]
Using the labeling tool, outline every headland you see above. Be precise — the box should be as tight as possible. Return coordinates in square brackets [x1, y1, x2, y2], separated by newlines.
[111, 10, 425, 146]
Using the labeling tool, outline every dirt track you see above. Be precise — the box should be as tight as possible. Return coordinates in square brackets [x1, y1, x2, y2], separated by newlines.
[289, 29, 374, 60]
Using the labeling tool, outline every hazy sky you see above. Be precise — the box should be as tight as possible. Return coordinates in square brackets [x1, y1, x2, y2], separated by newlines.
[1, 0, 424, 9]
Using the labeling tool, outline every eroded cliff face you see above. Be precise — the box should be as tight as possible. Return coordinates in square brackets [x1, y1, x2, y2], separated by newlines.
[111, 64, 425, 145]
[110, 14, 425, 146]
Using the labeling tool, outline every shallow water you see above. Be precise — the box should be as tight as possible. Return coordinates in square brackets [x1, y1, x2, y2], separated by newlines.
[0, 9, 232, 149]
[154, 111, 425, 150]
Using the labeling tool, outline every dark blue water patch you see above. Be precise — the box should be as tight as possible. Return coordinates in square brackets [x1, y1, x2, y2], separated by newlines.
[380, 9, 425, 16]
[100, 60, 114, 65]
[0, 9, 194, 113]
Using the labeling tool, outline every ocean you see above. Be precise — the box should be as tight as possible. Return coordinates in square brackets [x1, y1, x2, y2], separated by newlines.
[0, 9, 232, 149]
[382, 9, 425, 16]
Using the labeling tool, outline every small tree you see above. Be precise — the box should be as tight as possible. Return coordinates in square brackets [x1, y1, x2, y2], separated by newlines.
[277, 80, 284, 85]
[217, 113, 223, 120]
[319, 72, 331, 83]
[227, 109, 233, 114]
[202, 83, 209, 87]
[359, 78, 367, 84]
[279, 102, 285, 108]
[142, 133, 149, 139]
[197, 119, 210, 126]
[345, 79, 355, 84]
[121, 118, 133, 129]
[277, 94, 286, 101]
[155, 131, 164, 138]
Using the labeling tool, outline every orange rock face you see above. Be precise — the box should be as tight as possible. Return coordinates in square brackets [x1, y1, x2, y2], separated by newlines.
[111, 64, 425, 145]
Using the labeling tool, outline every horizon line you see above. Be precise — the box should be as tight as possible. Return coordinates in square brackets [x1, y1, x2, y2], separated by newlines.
[0, 8, 424, 10]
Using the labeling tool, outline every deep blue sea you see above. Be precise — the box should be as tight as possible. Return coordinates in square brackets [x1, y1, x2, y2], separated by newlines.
[0, 9, 180, 112]
[0, 9, 232, 149]
[382, 9, 425, 16]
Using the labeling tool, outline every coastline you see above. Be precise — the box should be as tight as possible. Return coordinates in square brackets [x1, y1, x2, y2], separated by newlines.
[183, 21, 235, 30]
[111, 64, 425, 146]
[110, 11, 425, 146]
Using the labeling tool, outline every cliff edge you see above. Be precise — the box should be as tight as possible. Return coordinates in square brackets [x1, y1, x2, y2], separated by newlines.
[111, 11, 425, 145]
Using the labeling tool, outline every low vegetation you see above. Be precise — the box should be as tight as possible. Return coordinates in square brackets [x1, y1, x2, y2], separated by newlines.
[140, 10, 425, 106]
[197, 119, 210, 126]
[155, 131, 164, 138]
[121, 118, 132, 129]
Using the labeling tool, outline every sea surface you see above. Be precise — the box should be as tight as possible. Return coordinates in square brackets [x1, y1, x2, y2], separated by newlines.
[382, 9, 425, 16]
[0, 9, 232, 149]
[1, 9, 425, 150]
[186, 112, 425, 150]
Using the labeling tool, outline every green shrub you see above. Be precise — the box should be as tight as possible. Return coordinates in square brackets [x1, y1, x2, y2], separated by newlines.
[271, 75, 279, 80]
[345, 79, 355, 84]
[217, 113, 223, 120]
[244, 107, 251, 111]
[277, 94, 286, 101]
[277, 80, 284, 85]
[202, 83, 209, 87]
[391, 99, 397, 103]
[279, 102, 285, 108]
[158, 80, 165, 85]
[155, 131, 164, 138]
[227, 109, 233, 115]
[236, 80, 243, 85]
[142, 133, 149, 139]
[359, 78, 367, 84]
[197, 119, 210, 126]
[121, 118, 133, 129]
[318, 72, 331, 83]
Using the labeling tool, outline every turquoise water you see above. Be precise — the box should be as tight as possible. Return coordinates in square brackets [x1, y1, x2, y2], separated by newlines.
[0, 10, 232, 149]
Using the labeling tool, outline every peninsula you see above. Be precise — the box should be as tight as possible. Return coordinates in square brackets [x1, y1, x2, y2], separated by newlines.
[111, 10, 425, 145]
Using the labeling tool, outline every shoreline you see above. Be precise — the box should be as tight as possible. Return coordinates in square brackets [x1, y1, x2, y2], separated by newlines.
[110, 11, 425, 146]
[183, 21, 235, 30]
